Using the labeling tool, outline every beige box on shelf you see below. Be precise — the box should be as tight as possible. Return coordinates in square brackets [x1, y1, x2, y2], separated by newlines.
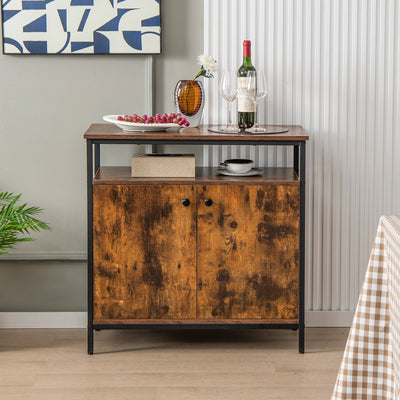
[131, 154, 196, 178]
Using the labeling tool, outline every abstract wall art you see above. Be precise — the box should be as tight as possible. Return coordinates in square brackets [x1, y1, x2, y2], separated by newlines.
[1, 0, 161, 54]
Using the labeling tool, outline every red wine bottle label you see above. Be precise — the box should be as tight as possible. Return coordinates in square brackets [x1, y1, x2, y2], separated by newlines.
[237, 77, 255, 112]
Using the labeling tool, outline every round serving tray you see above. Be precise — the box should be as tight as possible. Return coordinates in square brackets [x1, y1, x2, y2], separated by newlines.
[208, 125, 290, 134]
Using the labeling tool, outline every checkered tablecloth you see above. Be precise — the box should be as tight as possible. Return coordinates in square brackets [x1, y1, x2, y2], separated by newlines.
[332, 216, 400, 399]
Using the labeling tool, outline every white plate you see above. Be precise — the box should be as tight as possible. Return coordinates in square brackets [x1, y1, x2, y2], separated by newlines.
[103, 115, 180, 132]
[217, 168, 263, 177]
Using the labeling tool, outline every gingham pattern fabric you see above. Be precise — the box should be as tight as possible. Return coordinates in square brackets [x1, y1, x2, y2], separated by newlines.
[332, 216, 400, 399]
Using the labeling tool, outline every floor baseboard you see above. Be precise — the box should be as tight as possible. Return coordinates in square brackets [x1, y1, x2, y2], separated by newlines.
[0, 312, 87, 329]
[305, 311, 354, 327]
[0, 311, 354, 329]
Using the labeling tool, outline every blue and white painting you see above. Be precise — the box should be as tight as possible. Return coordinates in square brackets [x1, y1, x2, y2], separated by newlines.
[1, 0, 161, 54]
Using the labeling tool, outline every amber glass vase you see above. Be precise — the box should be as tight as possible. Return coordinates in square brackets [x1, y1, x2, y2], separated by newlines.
[174, 80, 204, 127]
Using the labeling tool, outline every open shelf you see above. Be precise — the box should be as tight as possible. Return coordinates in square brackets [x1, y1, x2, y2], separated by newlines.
[93, 166, 300, 186]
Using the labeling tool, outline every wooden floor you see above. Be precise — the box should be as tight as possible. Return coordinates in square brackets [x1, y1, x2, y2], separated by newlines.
[0, 327, 348, 400]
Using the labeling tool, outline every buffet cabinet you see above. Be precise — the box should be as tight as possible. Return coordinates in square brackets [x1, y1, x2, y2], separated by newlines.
[84, 124, 308, 354]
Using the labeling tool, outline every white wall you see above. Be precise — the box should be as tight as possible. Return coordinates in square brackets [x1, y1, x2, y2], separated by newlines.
[0, 57, 147, 254]
[203, 0, 400, 313]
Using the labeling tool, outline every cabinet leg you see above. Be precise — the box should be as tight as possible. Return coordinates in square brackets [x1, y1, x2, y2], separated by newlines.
[298, 140, 306, 354]
[88, 328, 94, 355]
[298, 325, 305, 354]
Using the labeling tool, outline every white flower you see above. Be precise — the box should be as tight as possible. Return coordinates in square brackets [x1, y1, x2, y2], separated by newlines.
[196, 54, 219, 76]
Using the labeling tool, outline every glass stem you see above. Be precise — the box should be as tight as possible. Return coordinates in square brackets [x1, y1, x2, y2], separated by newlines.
[254, 101, 258, 128]
[228, 101, 232, 127]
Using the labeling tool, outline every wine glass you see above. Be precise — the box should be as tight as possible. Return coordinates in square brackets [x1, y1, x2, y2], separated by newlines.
[219, 70, 241, 133]
[244, 70, 268, 133]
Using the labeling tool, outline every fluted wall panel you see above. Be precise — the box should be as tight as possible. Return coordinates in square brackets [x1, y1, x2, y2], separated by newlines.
[203, 0, 400, 312]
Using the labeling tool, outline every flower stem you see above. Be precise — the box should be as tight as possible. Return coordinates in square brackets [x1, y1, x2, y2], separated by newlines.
[193, 67, 205, 81]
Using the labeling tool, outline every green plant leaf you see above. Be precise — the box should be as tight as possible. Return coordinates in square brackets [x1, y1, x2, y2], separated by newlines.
[0, 192, 51, 255]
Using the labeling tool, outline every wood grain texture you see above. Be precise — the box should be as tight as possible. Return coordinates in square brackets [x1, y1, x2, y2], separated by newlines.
[84, 124, 309, 141]
[93, 167, 299, 186]
[93, 185, 197, 320]
[197, 185, 299, 320]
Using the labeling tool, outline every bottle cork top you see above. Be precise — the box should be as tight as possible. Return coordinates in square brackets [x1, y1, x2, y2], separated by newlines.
[243, 40, 251, 57]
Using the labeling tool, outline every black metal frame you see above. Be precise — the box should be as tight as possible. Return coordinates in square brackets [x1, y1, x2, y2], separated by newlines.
[86, 137, 306, 355]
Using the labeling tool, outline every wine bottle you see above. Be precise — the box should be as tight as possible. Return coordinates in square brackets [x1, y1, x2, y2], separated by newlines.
[237, 40, 256, 129]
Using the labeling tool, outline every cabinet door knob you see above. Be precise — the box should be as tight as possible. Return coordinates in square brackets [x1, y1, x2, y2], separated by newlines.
[204, 198, 213, 207]
[181, 199, 191, 207]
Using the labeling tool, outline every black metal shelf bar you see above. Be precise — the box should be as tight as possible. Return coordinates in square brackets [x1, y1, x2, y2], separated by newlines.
[92, 139, 302, 146]
[93, 323, 300, 331]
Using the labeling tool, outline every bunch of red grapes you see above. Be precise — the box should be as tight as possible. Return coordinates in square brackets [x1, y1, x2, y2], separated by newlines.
[118, 113, 190, 127]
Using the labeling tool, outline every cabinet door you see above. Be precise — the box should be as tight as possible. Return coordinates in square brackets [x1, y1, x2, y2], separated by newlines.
[197, 185, 299, 320]
[93, 185, 197, 320]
